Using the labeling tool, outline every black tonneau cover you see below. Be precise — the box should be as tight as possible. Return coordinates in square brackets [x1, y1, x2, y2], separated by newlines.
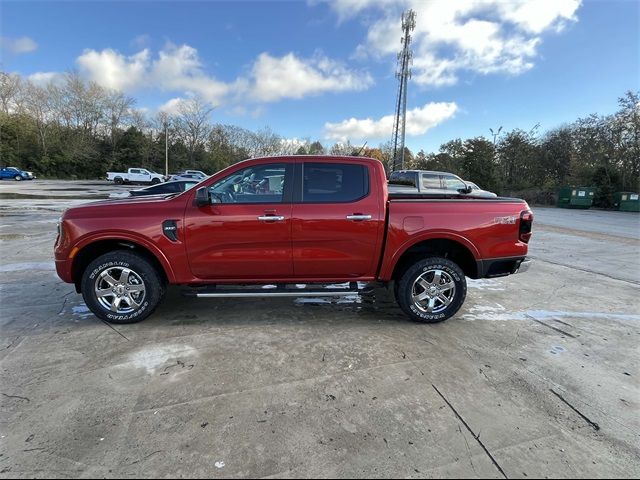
[388, 192, 525, 202]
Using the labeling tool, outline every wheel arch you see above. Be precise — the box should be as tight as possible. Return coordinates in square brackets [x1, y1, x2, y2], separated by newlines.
[388, 235, 480, 281]
[71, 237, 173, 292]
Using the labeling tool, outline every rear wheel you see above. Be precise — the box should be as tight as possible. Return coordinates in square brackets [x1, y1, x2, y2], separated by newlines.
[114, 177, 124, 185]
[395, 257, 467, 323]
[81, 250, 165, 324]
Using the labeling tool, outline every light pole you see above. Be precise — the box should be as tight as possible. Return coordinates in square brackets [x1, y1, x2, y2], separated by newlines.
[165, 119, 168, 177]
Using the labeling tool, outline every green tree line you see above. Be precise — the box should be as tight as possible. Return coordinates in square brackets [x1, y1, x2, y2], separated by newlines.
[1, 71, 638, 206]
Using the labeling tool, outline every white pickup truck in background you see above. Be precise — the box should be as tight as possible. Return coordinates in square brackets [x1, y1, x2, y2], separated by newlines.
[106, 168, 166, 185]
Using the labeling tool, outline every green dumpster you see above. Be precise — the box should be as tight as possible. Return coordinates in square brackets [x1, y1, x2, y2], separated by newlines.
[613, 192, 640, 212]
[557, 186, 595, 209]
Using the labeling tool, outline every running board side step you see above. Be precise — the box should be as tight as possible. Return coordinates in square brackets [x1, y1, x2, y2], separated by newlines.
[183, 282, 378, 298]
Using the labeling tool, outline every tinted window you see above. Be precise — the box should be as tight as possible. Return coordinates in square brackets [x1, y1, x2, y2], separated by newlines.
[130, 169, 140, 174]
[302, 163, 368, 203]
[388, 171, 417, 187]
[422, 173, 442, 189]
[209, 163, 287, 203]
[442, 175, 466, 191]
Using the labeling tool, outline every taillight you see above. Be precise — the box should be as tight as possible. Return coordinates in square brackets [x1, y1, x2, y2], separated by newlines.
[519, 211, 533, 243]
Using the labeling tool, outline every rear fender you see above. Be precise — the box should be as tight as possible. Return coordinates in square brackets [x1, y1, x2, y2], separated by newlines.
[379, 230, 480, 281]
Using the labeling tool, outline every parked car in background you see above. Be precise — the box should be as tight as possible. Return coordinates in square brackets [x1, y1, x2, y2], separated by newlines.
[0, 166, 36, 181]
[106, 168, 166, 185]
[169, 172, 208, 182]
[465, 181, 497, 198]
[129, 180, 199, 197]
[184, 170, 208, 178]
[388, 170, 472, 195]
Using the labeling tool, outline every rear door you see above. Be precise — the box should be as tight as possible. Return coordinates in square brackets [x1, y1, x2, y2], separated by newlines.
[291, 160, 383, 279]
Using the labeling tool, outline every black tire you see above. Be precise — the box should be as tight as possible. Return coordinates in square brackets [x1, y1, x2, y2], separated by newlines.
[81, 250, 165, 324]
[151, 177, 161, 185]
[14, 175, 22, 181]
[114, 177, 124, 185]
[395, 257, 467, 323]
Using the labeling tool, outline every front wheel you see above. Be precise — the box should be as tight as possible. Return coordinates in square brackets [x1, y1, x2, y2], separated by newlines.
[14, 175, 22, 181]
[81, 250, 165, 324]
[395, 257, 467, 323]
[151, 177, 161, 185]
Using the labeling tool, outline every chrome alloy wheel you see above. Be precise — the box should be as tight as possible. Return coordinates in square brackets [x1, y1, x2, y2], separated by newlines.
[411, 269, 456, 314]
[94, 266, 146, 314]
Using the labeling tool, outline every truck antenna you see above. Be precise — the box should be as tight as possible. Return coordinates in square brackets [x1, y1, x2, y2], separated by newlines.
[355, 141, 368, 157]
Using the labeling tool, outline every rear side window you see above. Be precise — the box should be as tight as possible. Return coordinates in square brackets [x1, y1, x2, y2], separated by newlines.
[389, 171, 417, 187]
[302, 163, 369, 203]
[422, 173, 441, 189]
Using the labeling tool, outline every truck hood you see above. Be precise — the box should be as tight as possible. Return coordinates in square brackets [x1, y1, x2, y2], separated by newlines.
[62, 193, 185, 219]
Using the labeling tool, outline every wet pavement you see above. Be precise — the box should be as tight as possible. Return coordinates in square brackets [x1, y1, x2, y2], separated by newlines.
[1, 180, 639, 478]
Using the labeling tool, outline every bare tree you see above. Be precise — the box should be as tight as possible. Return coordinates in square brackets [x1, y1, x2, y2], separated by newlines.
[22, 81, 56, 155]
[104, 90, 135, 154]
[174, 97, 214, 166]
[0, 72, 23, 114]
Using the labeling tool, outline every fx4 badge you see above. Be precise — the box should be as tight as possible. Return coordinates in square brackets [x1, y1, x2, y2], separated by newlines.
[495, 215, 518, 225]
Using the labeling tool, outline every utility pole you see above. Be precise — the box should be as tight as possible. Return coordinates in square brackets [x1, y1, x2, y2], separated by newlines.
[391, 9, 416, 172]
[164, 117, 169, 177]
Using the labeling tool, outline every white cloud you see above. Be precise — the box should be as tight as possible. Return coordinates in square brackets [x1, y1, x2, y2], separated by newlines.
[249, 52, 373, 102]
[77, 48, 150, 92]
[328, 0, 582, 87]
[27, 71, 64, 86]
[151, 43, 233, 103]
[1, 36, 38, 55]
[324, 101, 458, 141]
[158, 97, 186, 115]
[72, 44, 370, 106]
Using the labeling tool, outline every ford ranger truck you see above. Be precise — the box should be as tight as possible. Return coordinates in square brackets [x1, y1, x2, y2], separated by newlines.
[55, 156, 533, 324]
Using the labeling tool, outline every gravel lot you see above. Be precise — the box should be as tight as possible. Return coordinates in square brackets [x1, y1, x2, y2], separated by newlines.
[1, 180, 639, 478]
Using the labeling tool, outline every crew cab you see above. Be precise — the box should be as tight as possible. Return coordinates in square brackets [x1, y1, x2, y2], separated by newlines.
[55, 156, 533, 324]
[106, 168, 166, 185]
[389, 169, 475, 195]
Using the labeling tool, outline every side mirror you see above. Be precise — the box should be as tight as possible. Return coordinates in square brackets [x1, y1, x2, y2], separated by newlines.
[458, 184, 473, 194]
[195, 187, 211, 207]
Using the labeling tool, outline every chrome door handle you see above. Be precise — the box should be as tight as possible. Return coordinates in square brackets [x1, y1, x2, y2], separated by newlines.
[346, 214, 372, 221]
[258, 215, 285, 222]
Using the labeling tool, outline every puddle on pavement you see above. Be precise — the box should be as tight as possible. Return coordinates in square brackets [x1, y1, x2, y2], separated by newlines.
[462, 308, 640, 322]
[0, 261, 55, 272]
[0, 193, 108, 200]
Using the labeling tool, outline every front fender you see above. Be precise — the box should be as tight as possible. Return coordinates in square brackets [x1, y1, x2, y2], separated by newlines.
[72, 231, 177, 283]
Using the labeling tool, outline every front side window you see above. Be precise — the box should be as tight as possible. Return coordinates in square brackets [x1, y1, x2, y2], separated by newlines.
[302, 163, 368, 203]
[442, 175, 466, 191]
[422, 173, 442, 189]
[209, 163, 287, 204]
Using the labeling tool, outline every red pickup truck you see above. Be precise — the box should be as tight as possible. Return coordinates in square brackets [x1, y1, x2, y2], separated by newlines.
[55, 156, 532, 324]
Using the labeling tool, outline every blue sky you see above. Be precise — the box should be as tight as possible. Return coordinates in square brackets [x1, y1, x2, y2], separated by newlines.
[1, 0, 638, 152]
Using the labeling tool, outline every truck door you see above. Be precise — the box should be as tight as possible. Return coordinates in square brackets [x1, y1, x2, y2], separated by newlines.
[291, 161, 383, 279]
[185, 161, 294, 280]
